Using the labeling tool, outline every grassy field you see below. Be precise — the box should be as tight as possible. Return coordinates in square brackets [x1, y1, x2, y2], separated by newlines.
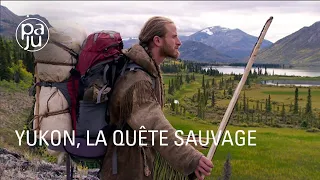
[165, 112, 320, 180]
[163, 72, 320, 120]
[218, 85, 320, 110]
[1, 68, 320, 180]
[162, 72, 320, 179]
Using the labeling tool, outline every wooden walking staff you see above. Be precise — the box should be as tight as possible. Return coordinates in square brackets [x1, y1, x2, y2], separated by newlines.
[202, 16, 274, 179]
[34, 64, 41, 134]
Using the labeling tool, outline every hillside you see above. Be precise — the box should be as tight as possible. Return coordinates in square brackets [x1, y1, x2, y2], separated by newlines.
[185, 26, 273, 59]
[256, 21, 320, 66]
[179, 40, 235, 63]
[0, 5, 52, 37]
[121, 26, 273, 63]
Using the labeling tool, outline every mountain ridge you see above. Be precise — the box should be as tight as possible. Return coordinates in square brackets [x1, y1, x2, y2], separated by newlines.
[179, 40, 236, 63]
[0, 5, 52, 38]
[255, 21, 320, 66]
[1, 5, 320, 66]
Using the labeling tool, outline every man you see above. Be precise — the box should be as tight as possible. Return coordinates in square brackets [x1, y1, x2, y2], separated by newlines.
[101, 16, 213, 180]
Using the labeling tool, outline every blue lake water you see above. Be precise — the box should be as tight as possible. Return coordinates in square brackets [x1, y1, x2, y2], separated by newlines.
[203, 66, 320, 87]
[203, 66, 320, 77]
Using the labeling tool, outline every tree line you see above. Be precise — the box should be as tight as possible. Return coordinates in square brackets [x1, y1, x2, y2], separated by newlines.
[166, 68, 319, 129]
[0, 36, 34, 82]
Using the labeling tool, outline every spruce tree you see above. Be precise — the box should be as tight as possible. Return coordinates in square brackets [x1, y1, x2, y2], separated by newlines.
[267, 95, 272, 112]
[171, 99, 175, 111]
[202, 75, 205, 88]
[294, 87, 299, 114]
[243, 91, 246, 112]
[305, 88, 312, 114]
[211, 90, 215, 107]
[228, 87, 233, 96]
[281, 103, 286, 122]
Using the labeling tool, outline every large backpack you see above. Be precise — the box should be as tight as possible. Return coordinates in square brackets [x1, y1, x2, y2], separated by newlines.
[33, 30, 146, 179]
[63, 30, 127, 167]
[64, 30, 148, 175]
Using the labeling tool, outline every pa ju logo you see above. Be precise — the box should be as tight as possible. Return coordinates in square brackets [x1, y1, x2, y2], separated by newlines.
[15, 15, 50, 52]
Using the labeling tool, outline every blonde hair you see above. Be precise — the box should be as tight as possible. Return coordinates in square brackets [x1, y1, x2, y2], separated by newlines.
[139, 16, 173, 49]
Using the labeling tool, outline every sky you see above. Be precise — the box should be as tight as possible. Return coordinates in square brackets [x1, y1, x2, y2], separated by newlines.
[2, 1, 320, 43]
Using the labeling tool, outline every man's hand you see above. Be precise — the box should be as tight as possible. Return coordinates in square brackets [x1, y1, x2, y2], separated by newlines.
[195, 156, 213, 180]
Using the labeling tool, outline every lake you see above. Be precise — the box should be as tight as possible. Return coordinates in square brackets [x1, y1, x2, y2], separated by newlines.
[261, 80, 320, 87]
[203, 66, 320, 87]
[203, 66, 320, 77]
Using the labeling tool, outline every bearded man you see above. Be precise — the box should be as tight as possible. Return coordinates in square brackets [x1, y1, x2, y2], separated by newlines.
[101, 16, 213, 180]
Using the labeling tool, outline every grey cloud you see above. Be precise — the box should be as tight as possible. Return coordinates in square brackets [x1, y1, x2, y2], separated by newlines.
[186, 1, 320, 14]
[2, 1, 320, 42]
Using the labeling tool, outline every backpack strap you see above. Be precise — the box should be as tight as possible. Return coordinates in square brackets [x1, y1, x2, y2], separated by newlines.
[29, 81, 71, 106]
[125, 61, 156, 89]
[50, 40, 79, 60]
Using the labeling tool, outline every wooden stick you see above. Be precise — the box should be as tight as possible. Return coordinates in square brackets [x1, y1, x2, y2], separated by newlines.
[202, 16, 273, 179]
[35, 64, 41, 134]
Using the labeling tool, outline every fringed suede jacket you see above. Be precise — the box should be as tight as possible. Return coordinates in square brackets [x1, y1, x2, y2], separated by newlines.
[101, 44, 203, 180]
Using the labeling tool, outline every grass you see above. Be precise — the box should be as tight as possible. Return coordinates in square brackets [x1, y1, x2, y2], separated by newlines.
[244, 86, 320, 110]
[163, 72, 320, 115]
[165, 112, 320, 180]
[2, 69, 320, 179]
[162, 71, 320, 179]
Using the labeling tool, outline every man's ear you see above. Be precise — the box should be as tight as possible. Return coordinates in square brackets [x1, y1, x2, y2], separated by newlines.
[153, 36, 163, 47]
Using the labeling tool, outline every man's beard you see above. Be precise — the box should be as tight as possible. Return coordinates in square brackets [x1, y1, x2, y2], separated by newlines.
[160, 42, 179, 59]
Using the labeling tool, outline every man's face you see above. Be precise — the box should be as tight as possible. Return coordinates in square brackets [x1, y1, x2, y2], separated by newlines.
[160, 23, 182, 59]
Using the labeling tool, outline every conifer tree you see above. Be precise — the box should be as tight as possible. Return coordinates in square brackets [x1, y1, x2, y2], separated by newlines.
[202, 75, 205, 88]
[267, 95, 272, 112]
[305, 88, 312, 114]
[281, 103, 286, 122]
[228, 87, 233, 96]
[294, 87, 299, 114]
[211, 90, 215, 107]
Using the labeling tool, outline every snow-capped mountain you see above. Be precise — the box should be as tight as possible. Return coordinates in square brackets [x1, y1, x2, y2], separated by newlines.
[201, 26, 231, 35]
[121, 25, 273, 62]
[186, 26, 273, 59]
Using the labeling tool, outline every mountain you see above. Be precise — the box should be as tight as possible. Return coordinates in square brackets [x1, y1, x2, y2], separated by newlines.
[121, 26, 273, 63]
[179, 40, 235, 63]
[122, 37, 139, 49]
[122, 35, 189, 49]
[185, 26, 273, 59]
[255, 21, 320, 66]
[0, 5, 52, 37]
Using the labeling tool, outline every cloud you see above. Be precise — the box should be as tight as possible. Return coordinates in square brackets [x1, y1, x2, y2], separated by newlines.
[2, 1, 320, 42]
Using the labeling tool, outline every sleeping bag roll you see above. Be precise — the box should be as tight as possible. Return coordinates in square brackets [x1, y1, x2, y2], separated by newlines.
[33, 86, 72, 140]
[34, 43, 77, 82]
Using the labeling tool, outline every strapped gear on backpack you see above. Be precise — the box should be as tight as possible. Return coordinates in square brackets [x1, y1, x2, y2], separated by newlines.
[31, 28, 154, 179]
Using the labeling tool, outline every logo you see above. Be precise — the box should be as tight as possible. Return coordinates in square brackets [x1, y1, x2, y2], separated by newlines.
[15, 15, 50, 52]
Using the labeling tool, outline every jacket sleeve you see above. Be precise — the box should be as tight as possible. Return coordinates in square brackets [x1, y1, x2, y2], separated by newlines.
[121, 79, 203, 176]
